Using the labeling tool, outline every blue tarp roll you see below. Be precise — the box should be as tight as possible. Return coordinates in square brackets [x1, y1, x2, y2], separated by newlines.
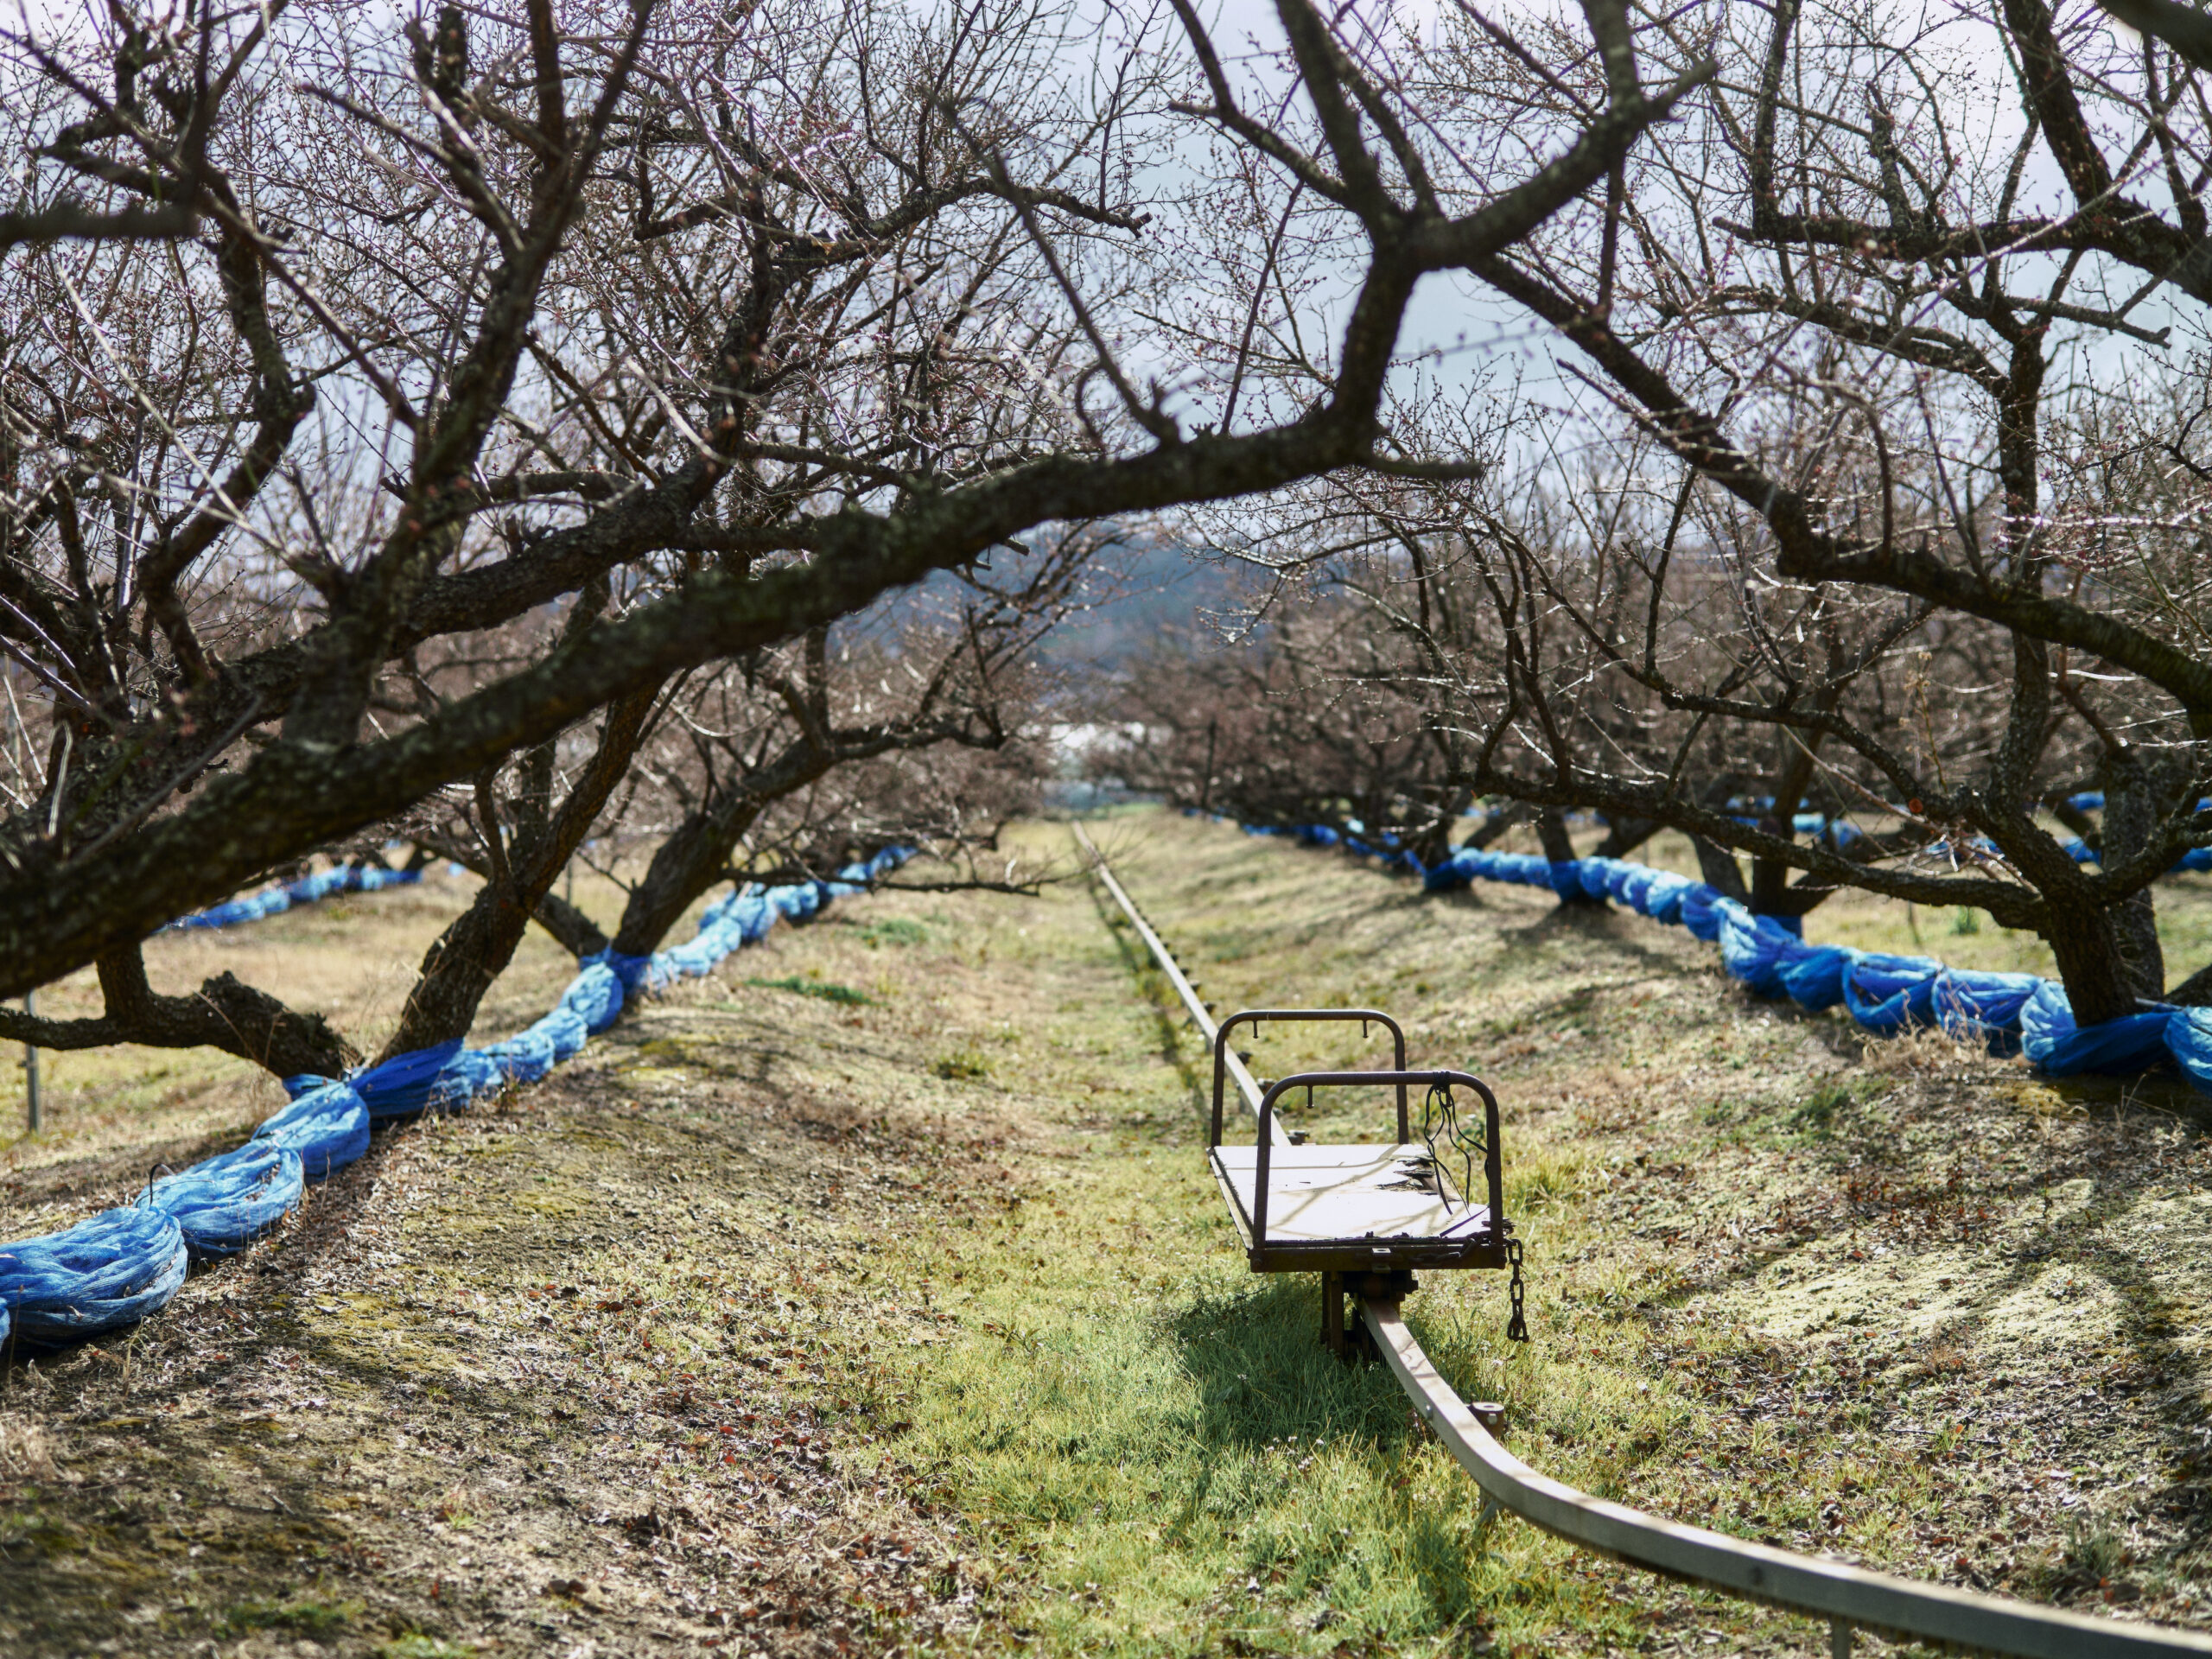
[429, 1048, 507, 1109]
[1718, 906, 1803, 999]
[560, 963, 626, 1035]
[143, 1141, 305, 1259]
[1266, 819, 2212, 1093]
[168, 863, 423, 931]
[1, 847, 925, 1352]
[1679, 885, 1730, 941]
[1777, 944, 1858, 1010]
[252, 1081, 372, 1180]
[2166, 1009, 2212, 1090]
[529, 1004, 592, 1062]
[2021, 982, 2176, 1075]
[477, 1028, 557, 1084]
[0, 1207, 188, 1346]
[1933, 969, 2044, 1045]
[1841, 953, 1944, 1032]
[350, 1038, 467, 1119]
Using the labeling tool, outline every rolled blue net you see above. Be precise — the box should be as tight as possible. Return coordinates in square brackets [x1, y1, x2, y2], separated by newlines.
[2021, 983, 2177, 1076]
[1841, 953, 1946, 1032]
[252, 1081, 371, 1180]
[142, 1141, 304, 1259]
[1265, 823, 2212, 1094]
[0, 1207, 188, 1346]
[559, 962, 626, 1035]
[0, 847, 921, 1351]
[350, 1038, 467, 1119]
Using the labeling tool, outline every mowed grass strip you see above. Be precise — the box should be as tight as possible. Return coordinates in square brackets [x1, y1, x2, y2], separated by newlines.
[804, 817, 1693, 1656]
[838, 811, 2212, 1657]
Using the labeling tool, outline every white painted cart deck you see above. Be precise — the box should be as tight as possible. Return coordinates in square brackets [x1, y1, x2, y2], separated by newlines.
[1209, 1143, 1493, 1246]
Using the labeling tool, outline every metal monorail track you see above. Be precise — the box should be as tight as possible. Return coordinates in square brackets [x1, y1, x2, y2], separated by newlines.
[1075, 822, 2212, 1659]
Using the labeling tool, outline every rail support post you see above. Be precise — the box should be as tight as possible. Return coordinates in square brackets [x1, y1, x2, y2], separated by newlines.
[1321, 1272, 1345, 1358]
[1831, 1618, 1852, 1657]
[22, 988, 39, 1134]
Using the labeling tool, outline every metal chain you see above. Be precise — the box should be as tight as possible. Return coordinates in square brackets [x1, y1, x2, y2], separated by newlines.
[1504, 1232, 1529, 1343]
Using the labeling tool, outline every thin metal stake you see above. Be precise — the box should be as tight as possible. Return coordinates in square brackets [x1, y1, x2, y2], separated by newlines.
[22, 987, 40, 1133]
[1831, 1618, 1852, 1658]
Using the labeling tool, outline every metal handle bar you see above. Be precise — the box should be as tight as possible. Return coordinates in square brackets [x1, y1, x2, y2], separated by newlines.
[1251, 1069, 1502, 1246]
[1211, 1009, 1408, 1147]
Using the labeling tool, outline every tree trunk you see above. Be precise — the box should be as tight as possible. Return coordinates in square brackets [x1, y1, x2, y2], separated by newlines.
[1538, 808, 1605, 905]
[1689, 835, 1750, 903]
[1408, 786, 1471, 865]
[377, 687, 659, 1061]
[1593, 814, 1659, 859]
[610, 795, 769, 957]
[2044, 895, 2142, 1026]
[98, 946, 360, 1077]
[2099, 747, 2175, 1001]
[1466, 799, 1532, 850]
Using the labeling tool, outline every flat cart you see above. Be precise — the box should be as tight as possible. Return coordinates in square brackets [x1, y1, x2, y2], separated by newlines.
[1208, 1007, 1515, 1356]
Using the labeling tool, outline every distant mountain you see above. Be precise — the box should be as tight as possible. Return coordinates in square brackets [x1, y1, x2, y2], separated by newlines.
[1033, 540, 1250, 672]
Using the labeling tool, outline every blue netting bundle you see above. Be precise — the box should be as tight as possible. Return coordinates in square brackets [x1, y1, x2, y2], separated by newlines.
[1295, 824, 1340, 848]
[1931, 969, 2044, 1044]
[660, 932, 724, 976]
[1718, 907, 1802, 999]
[728, 894, 777, 943]
[252, 1081, 371, 1180]
[285, 867, 353, 903]
[559, 963, 626, 1034]
[429, 1047, 508, 1110]
[1423, 850, 1476, 892]
[1678, 886, 1731, 941]
[528, 1003, 592, 1060]
[2166, 1010, 2212, 1090]
[0, 838, 917, 1354]
[168, 861, 421, 931]
[773, 881, 827, 920]
[142, 1141, 304, 1259]
[2021, 982, 2177, 1075]
[1265, 817, 2212, 1096]
[0, 1207, 188, 1346]
[1637, 873, 1697, 924]
[350, 1038, 467, 1119]
[1776, 944, 1857, 1009]
[1840, 953, 1945, 1032]
[477, 1027, 557, 1084]
[593, 950, 673, 996]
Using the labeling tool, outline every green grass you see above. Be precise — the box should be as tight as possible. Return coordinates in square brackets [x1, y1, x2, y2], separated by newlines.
[742, 973, 873, 1005]
[224, 1595, 359, 1636]
[819, 811, 2212, 1655]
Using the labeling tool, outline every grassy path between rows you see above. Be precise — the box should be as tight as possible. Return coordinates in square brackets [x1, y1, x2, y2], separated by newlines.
[4, 809, 2212, 1657]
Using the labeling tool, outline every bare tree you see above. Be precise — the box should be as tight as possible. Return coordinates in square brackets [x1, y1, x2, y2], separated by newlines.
[0, 0, 1693, 1063]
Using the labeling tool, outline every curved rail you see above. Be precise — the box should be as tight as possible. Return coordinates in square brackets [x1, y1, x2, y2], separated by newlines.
[1077, 825, 2212, 1659]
